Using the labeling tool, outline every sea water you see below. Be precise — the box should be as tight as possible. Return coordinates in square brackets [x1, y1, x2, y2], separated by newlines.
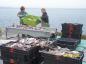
[0, 8, 86, 34]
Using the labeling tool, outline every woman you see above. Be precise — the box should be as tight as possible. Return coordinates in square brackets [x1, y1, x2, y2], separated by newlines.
[41, 8, 49, 27]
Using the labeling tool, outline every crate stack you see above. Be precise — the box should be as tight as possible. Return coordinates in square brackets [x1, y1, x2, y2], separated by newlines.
[53, 38, 80, 49]
[61, 23, 83, 41]
[0, 41, 43, 64]
[53, 23, 83, 50]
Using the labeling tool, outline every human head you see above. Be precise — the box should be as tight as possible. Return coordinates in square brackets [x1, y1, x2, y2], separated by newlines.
[20, 6, 25, 11]
[41, 8, 46, 13]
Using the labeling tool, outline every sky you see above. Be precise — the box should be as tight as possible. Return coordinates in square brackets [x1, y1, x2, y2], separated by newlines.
[0, 0, 86, 8]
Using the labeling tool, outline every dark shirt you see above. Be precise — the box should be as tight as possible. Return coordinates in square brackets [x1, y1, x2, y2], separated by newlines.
[41, 12, 49, 23]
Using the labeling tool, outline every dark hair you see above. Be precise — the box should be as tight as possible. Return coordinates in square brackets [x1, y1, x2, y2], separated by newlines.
[41, 8, 46, 13]
[20, 6, 25, 10]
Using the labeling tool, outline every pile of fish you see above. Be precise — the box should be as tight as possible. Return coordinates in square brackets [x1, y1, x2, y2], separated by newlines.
[16, 25, 44, 30]
[43, 46, 80, 58]
[5, 37, 80, 58]
[6, 38, 49, 51]
[12, 25, 55, 33]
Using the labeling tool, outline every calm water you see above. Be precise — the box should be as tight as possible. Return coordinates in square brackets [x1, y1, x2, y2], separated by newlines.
[0, 8, 86, 34]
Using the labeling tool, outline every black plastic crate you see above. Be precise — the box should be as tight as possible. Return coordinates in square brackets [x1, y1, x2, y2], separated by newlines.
[0, 41, 42, 63]
[0, 41, 18, 61]
[62, 23, 83, 28]
[3, 59, 31, 64]
[41, 52, 62, 64]
[62, 27, 82, 32]
[3, 60, 16, 64]
[0, 45, 30, 61]
[53, 38, 80, 50]
[72, 34, 82, 39]
[61, 23, 83, 40]
[61, 33, 82, 40]
[3, 56, 44, 64]
[42, 51, 84, 64]
[2, 52, 43, 64]
[61, 30, 82, 34]
[61, 51, 84, 64]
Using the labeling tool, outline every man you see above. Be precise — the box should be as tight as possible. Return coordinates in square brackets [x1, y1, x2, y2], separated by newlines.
[17, 6, 28, 37]
[41, 8, 49, 27]
[17, 6, 28, 25]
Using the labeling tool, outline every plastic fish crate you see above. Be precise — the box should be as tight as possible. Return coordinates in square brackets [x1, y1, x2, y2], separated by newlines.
[3, 54, 43, 64]
[60, 51, 84, 64]
[61, 33, 82, 40]
[0, 41, 42, 63]
[62, 23, 83, 28]
[41, 51, 84, 64]
[53, 38, 80, 50]
[3, 59, 31, 64]
[61, 23, 83, 40]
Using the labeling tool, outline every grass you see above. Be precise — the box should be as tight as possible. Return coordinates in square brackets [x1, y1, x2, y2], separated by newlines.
[81, 35, 86, 40]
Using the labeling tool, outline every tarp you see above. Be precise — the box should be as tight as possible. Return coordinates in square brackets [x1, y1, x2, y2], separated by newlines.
[21, 15, 41, 27]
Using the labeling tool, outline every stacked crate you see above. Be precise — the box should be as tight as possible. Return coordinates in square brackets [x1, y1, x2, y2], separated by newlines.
[53, 38, 80, 49]
[61, 23, 83, 41]
[0, 41, 43, 64]
[53, 23, 83, 50]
